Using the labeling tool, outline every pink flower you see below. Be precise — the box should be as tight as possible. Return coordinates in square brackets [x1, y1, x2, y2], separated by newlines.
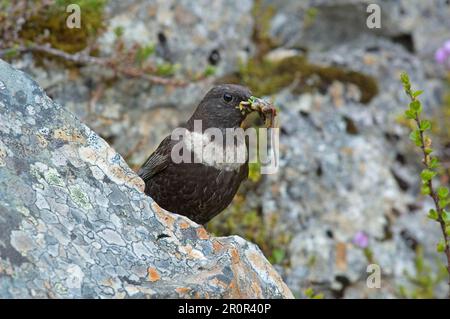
[353, 231, 369, 248]
[435, 47, 448, 64]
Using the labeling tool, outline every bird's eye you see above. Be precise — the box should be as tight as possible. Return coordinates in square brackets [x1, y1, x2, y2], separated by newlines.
[223, 93, 233, 103]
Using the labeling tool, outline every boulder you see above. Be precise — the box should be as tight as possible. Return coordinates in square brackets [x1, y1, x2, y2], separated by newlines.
[0, 59, 293, 299]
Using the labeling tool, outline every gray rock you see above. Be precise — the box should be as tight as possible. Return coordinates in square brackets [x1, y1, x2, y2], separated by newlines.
[265, 0, 450, 72]
[0, 59, 293, 299]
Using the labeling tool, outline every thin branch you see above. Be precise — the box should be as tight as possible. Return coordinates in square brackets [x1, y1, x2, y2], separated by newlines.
[0, 43, 189, 86]
[405, 88, 450, 296]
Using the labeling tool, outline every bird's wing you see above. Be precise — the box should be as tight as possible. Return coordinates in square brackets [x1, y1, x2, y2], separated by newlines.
[137, 136, 173, 181]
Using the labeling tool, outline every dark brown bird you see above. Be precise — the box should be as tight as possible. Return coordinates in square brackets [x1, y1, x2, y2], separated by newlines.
[138, 84, 268, 224]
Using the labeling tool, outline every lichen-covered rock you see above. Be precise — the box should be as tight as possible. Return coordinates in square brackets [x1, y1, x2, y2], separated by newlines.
[0, 59, 293, 299]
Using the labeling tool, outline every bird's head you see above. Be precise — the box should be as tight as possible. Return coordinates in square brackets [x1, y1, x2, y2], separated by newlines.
[187, 84, 257, 130]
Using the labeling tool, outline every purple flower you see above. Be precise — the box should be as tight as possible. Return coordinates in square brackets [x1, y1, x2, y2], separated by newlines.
[435, 47, 448, 64]
[353, 231, 369, 248]
[444, 40, 450, 54]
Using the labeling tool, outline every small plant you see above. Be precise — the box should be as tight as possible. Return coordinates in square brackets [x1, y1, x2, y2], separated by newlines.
[400, 72, 450, 296]
[398, 246, 448, 299]
[304, 287, 324, 299]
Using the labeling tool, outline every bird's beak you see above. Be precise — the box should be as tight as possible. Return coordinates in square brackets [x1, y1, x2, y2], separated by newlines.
[238, 96, 277, 128]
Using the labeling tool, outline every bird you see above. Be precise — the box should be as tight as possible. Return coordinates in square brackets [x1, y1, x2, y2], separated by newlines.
[137, 84, 263, 225]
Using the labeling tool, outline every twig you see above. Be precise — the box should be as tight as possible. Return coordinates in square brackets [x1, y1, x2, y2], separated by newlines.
[401, 73, 450, 297]
[0, 43, 188, 86]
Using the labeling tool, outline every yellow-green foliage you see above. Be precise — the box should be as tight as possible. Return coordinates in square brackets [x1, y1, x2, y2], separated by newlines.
[397, 246, 448, 299]
[304, 287, 324, 299]
[207, 194, 291, 265]
[19, 0, 106, 54]
[248, 162, 262, 183]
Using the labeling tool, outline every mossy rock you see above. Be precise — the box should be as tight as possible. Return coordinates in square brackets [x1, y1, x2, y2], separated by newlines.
[19, 0, 106, 54]
[219, 55, 379, 104]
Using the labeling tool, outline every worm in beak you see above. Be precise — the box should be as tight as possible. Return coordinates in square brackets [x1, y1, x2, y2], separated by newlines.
[239, 96, 278, 128]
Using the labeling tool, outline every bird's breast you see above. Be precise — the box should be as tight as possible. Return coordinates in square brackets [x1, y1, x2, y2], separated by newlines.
[183, 131, 247, 172]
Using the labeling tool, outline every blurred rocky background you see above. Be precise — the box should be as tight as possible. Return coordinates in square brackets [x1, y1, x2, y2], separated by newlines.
[1, 0, 450, 298]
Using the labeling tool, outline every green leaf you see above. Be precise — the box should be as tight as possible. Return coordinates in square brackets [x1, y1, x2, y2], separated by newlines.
[156, 62, 178, 76]
[438, 187, 449, 200]
[203, 65, 217, 77]
[425, 148, 433, 155]
[409, 100, 422, 113]
[135, 44, 155, 64]
[429, 157, 439, 168]
[421, 185, 431, 195]
[439, 199, 448, 209]
[413, 90, 424, 98]
[304, 288, 314, 298]
[419, 120, 431, 131]
[443, 210, 450, 224]
[446, 226, 450, 236]
[420, 169, 436, 182]
[437, 240, 446, 253]
[409, 130, 418, 142]
[404, 109, 416, 119]
[409, 130, 422, 147]
[400, 72, 410, 85]
[271, 248, 285, 264]
[427, 209, 438, 220]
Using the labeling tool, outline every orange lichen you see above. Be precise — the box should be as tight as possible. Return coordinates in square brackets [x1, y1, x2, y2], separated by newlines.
[230, 248, 241, 265]
[196, 227, 209, 240]
[53, 128, 85, 144]
[212, 240, 224, 253]
[335, 242, 347, 271]
[179, 221, 190, 229]
[152, 202, 175, 229]
[175, 287, 190, 296]
[147, 267, 160, 282]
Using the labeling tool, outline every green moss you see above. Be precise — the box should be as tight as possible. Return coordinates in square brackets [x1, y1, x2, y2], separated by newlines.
[207, 194, 291, 266]
[232, 55, 379, 104]
[19, 0, 106, 54]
